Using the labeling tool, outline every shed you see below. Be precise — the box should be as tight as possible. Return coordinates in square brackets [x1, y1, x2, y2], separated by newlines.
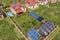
[27, 28, 40, 40]
[29, 12, 44, 22]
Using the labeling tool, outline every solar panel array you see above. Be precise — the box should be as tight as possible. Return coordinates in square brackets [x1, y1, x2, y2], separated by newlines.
[39, 27, 48, 36]
[29, 12, 44, 22]
[38, 20, 56, 36]
[27, 20, 56, 40]
[27, 28, 40, 40]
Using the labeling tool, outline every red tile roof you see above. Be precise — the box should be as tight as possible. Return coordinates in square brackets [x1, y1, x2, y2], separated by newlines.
[10, 2, 25, 13]
[26, 0, 38, 6]
[41, 0, 46, 2]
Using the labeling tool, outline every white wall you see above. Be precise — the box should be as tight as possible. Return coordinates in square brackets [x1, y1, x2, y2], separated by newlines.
[38, 0, 48, 5]
[25, 3, 39, 9]
[21, 7, 26, 12]
[10, 8, 16, 15]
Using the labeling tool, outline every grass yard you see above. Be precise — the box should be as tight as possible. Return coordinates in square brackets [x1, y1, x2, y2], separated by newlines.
[0, 17, 24, 40]
[1, 0, 60, 40]
[12, 14, 41, 34]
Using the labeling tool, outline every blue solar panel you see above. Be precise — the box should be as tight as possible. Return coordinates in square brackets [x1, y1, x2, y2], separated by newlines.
[45, 23, 53, 30]
[37, 16, 44, 22]
[39, 27, 48, 36]
[14, 2, 16, 10]
[29, 12, 44, 22]
[46, 21, 56, 28]
[27, 28, 40, 40]
[29, 12, 39, 19]
[41, 24, 51, 33]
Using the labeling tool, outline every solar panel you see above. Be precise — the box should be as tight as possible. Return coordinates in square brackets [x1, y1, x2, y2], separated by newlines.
[14, 2, 16, 10]
[45, 23, 53, 30]
[46, 21, 56, 28]
[27, 28, 40, 40]
[41, 24, 51, 33]
[41, 26, 49, 33]
[37, 16, 44, 22]
[29, 12, 39, 19]
[39, 27, 48, 36]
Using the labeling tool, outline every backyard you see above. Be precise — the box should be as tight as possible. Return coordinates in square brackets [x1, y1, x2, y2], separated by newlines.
[1, 0, 60, 40]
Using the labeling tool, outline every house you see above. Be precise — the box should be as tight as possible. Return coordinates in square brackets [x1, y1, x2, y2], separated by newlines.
[57, 0, 60, 2]
[0, 10, 4, 20]
[25, 0, 39, 9]
[48, 0, 57, 3]
[37, 0, 48, 5]
[10, 2, 26, 15]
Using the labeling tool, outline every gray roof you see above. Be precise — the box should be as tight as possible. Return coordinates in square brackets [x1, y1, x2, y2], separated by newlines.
[46, 21, 56, 28]
[42, 24, 51, 33]
[39, 27, 48, 36]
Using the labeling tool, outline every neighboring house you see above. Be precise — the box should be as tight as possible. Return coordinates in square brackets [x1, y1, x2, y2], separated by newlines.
[25, 0, 39, 9]
[37, 0, 48, 5]
[48, 0, 57, 3]
[0, 10, 4, 20]
[57, 0, 60, 2]
[10, 2, 26, 15]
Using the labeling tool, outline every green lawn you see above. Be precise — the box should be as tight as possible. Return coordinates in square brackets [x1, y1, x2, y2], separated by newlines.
[1, 0, 60, 40]
[0, 17, 24, 40]
[13, 14, 41, 34]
